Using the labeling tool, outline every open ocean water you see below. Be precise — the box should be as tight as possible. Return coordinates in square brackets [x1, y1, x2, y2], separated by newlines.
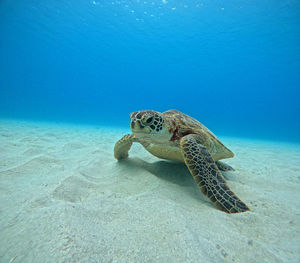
[1, 1, 300, 263]
[0, 0, 299, 142]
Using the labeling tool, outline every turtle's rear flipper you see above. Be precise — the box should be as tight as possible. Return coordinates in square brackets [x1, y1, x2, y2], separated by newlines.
[180, 134, 249, 214]
[216, 161, 235, 171]
[114, 134, 136, 160]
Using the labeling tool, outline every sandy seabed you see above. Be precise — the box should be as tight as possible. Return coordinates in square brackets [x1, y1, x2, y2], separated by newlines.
[0, 120, 299, 263]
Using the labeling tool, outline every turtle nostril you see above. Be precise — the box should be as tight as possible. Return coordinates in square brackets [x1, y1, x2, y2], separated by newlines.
[131, 121, 135, 129]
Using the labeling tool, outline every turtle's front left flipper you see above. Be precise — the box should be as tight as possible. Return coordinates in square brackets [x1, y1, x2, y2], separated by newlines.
[180, 134, 249, 213]
[114, 134, 137, 160]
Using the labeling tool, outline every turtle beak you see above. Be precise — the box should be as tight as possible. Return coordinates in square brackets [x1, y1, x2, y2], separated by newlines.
[131, 120, 143, 131]
[130, 120, 151, 134]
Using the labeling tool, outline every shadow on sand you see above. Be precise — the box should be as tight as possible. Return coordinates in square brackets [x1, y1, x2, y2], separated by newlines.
[116, 157, 214, 207]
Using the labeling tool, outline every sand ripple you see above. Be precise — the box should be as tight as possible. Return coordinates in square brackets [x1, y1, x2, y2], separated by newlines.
[0, 121, 300, 263]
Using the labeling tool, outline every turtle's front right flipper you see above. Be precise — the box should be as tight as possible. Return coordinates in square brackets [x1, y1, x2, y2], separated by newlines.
[180, 134, 249, 213]
[114, 134, 137, 160]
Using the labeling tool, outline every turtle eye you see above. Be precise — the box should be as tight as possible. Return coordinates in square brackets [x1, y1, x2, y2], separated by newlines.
[146, 116, 153, 124]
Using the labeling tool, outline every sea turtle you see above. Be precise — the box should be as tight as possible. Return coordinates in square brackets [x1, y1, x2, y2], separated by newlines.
[114, 110, 249, 213]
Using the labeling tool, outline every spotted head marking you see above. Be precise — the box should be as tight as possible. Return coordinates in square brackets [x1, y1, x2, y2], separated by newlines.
[130, 110, 164, 135]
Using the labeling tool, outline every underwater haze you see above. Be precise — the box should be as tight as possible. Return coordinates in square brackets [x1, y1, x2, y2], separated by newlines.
[1, 2, 300, 262]
[0, 0, 300, 142]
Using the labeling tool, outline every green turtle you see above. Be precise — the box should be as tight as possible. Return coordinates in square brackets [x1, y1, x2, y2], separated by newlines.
[114, 110, 249, 213]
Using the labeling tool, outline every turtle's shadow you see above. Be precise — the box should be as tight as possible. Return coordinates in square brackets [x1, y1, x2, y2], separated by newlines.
[117, 157, 209, 204]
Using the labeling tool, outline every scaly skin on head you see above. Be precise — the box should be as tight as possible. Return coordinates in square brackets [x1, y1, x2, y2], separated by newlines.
[130, 110, 166, 136]
[129, 110, 194, 145]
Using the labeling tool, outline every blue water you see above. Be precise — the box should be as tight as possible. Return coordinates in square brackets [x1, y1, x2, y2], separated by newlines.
[0, 0, 299, 142]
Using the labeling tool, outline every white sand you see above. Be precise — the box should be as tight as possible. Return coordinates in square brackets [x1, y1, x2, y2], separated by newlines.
[0, 120, 300, 263]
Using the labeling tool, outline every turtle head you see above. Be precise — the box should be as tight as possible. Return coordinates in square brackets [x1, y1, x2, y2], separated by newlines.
[130, 110, 165, 136]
